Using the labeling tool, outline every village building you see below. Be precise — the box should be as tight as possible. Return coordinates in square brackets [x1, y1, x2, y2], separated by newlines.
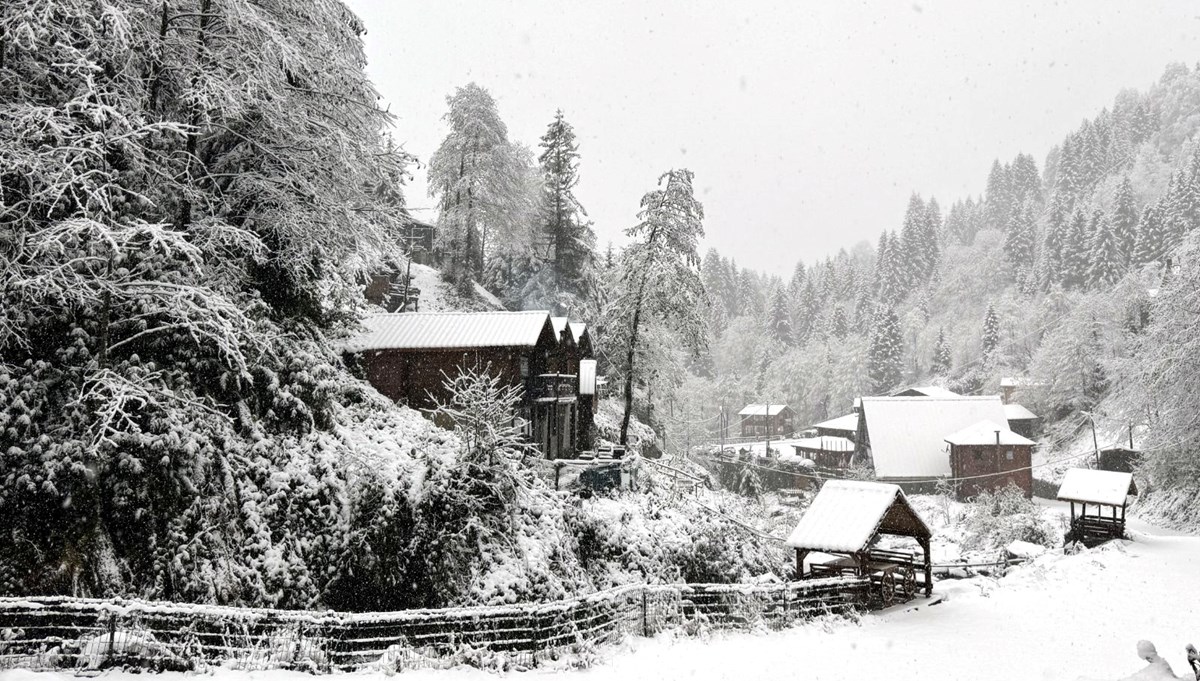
[790, 435, 856, 470]
[944, 420, 1036, 499]
[891, 385, 961, 398]
[342, 310, 595, 458]
[787, 479, 933, 604]
[856, 395, 1009, 489]
[812, 413, 860, 441]
[1003, 403, 1040, 439]
[738, 404, 795, 438]
[1057, 468, 1139, 546]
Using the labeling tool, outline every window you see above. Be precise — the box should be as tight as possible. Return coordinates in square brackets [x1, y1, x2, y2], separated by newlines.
[1006, 449, 1014, 461]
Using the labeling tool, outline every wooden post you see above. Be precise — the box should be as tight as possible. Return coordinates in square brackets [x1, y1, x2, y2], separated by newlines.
[106, 613, 117, 666]
[921, 538, 933, 597]
[641, 589, 649, 637]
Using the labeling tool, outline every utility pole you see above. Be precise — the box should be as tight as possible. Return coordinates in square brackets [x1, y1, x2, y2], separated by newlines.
[764, 402, 771, 461]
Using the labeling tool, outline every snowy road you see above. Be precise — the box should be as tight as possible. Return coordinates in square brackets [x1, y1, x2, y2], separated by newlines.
[3, 517, 1197, 681]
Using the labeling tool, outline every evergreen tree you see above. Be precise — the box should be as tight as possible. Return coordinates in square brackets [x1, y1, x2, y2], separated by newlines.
[1087, 210, 1120, 287]
[767, 287, 792, 345]
[829, 305, 848, 339]
[932, 328, 952, 376]
[1110, 176, 1139, 268]
[1132, 203, 1167, 266]
[1062, 209, 1091, 288]
[530, 109, 596, 313]
[1004, 202, 1036, 274]
[868, 307, 904, 394]
[1042, 193, 1070, 286]
[985, 159, 1014, 230]
[611, 170, 707, 444]
[981, 303, 1001, 367]
[900, 194, 931, 284]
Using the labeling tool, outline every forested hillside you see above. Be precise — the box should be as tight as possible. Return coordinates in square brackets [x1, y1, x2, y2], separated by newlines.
[671, 64, 1200, 512]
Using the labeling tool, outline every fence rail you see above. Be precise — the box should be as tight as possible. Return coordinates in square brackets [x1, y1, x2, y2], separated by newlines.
[0, 578, 868, 674]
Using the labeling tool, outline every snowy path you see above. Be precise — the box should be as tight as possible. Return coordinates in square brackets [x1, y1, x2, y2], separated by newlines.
[4, 526, 1198, 681]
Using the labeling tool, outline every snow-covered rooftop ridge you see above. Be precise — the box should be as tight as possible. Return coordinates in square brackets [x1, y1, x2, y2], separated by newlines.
[551, 316, 570, 339]
[569, 322, 588, 343]
[342, 311, 553, 353]
[943, 420, 1036, 446]
[785, 480, 930, 553]
[739, 404, 789, 416]
[860, 396, 1007, 479]
[894, 385, 961, 398]
[1056, 468, 1137, 506]
[812, 412, 859, 432]
[1004, 403, 1038, 420]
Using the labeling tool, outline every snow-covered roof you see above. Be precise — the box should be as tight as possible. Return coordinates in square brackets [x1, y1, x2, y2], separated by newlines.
[1057, 468, 1138, 506]
[739, 404, 789, 416]
[1004, 403, 1039, 421]
[813, 413, 860, 433]
[944, 420, 1036, 446]
[860, 396, 1008, 479]
[790, 436, 855, 453]
[894, 385, 961, 398]
[569, 322, 588, 343]
[786, 480, 931, 553]
[551, 316, 572, 342]
[342, 311, 553, 353]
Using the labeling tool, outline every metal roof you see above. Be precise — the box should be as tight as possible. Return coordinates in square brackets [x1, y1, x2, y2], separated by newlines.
[739, 404, 789, 416]
[861, 396, 1008, 479]
[1004, 403, 1039, 421]
[944, 420, 1036, 446]
[812, 413, 860, 433]
[342, 311, 553, 353]
[1057, 468, 1137, 506]
[786, 480, 930, 553]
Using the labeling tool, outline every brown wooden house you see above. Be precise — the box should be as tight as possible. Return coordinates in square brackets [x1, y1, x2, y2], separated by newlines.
[944, 420, 1035, 499]
[738, 404, 795, 438]
[343, 311, 594, 459]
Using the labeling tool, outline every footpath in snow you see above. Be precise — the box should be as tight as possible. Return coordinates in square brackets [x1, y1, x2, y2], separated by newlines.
[3, 516, 1197, 681]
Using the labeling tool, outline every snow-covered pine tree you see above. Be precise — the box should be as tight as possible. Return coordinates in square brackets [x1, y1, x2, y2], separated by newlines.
[1010, 153, 1043, 208]
[1004, 201, 1036, 275]
[429, 83, 532, 289]
[1111, 176, 1139, 268]
[1087, 210, 1121, 288]
[901, 194, 931, 285]
[985, 159, 1015, 231]
[867, 307, 904, 394]
[925, 197, 943, 273]
[612, 170, 707, 444]
[981, 303, 1001, 368]
[932, 327, 952, 376]
[1132, 203, 1167, 266]
[1063, 209, 1092, 288]
[767, 287, 792, 345]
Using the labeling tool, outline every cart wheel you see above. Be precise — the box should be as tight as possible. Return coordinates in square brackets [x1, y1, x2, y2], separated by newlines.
[904, 569, 916, 597]
[881, 572, 896, 605]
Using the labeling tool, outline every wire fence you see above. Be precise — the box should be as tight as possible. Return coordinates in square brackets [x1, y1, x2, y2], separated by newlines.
[0, 578, 869, 674]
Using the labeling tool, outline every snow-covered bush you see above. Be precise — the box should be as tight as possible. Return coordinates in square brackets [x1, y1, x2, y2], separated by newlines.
[959, 485, 1058, 552]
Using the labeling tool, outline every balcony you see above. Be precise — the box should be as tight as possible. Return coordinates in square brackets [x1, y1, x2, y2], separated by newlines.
[530, 373, 577, 402]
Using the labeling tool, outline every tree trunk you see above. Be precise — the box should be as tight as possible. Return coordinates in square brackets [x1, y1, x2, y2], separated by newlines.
[619, 224, 662, 445]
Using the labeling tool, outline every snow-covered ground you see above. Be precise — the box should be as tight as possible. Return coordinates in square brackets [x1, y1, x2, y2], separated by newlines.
[405, 263, 505, 313]
[5, 512, 1195, 681]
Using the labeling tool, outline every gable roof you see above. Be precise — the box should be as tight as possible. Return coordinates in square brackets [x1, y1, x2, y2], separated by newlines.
[812, 413, 860, 433]
[550, 316, 573, 342]
[739, 404, 790, 416]
[785, 480, 931, 553]
[1057, 468, 1138, 506]
[860, 396, 1008, 479]
[1004, 403, 1039, 421]
[342, 311, 554, 353]
[893, 385, 961, 398]
[944, 420, 1037, 446]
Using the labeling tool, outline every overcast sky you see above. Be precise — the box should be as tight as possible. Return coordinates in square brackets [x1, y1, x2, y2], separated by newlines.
[344, 0, 1200, 277]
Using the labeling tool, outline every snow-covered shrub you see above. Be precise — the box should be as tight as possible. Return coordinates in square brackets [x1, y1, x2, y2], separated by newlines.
[960, 485, 1058, 552]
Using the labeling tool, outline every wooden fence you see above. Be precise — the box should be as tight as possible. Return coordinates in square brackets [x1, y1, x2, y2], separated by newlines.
[0, 578, 867, 673]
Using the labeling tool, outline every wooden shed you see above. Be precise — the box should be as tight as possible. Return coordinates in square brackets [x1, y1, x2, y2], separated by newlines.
[1057, 468, 1139, 547]
[1003, 403, 1040, 440]
[786, 480, 933, 604]
[944, 420, 1035, 500]
[738, 404, 795, 438]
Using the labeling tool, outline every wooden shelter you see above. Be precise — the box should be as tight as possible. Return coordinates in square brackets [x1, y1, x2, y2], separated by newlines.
[1056, 468, 1139, 547]
[786, 480, 933, 604]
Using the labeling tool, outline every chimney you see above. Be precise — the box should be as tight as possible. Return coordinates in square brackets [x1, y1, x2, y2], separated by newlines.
[995, 430, 1001, 447]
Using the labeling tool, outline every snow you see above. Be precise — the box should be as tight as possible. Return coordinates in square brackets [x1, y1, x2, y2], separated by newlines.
[943, 419, 1036, 446]
[810, 412, 859, 433]
[859, 395, 1008, 479]
[737, 404, 788, 416]
[404, 263, 506, 313]
[1058, 468, 1137, 506]
[785, 480, 927, 552]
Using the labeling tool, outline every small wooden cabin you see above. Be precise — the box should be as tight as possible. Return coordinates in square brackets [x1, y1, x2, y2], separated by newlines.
[787, 480, 933, 604]
[944, 420, 1035, 500]
[1056, 468, 1139, 547]
[738, 404, 795, 438]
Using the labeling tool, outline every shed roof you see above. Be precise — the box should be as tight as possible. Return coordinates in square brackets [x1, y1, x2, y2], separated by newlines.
[790, 436, 855, 453]
[812, 413, 860, 433]
[1004, 403, 1039, 421]
[785, 480, 931, 553]
[1057, 468, 1138, 506]
[739, 404, 790, 416]
[944, 420, 1037, 446]
[860, 396, 1008, 479]
[342, 311, 553, 353]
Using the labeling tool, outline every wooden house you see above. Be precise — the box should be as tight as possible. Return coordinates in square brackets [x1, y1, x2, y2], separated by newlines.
[343, 311, 594, 459]
[1003, 403, 1040, 440]
[856, 396, 1008, 489]
[812, 413, 859, 442]
[944, 420, 1035, 499]
[738, 404, 795, 438]
[791, 435, 855, 470]
[1057, 468, 1138, 546]
[787, 480, 933, 604]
